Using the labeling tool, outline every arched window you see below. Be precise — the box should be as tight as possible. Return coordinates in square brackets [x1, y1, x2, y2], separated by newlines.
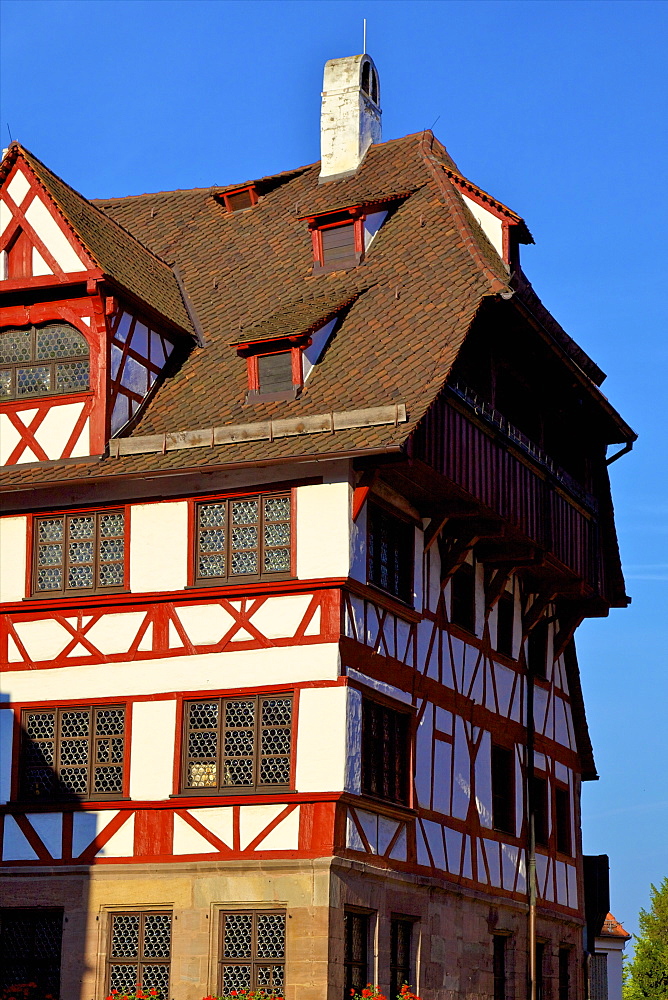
[361, 60, 371, 96]
[0, 322, 90, 400]
[370, 68, 379, 105]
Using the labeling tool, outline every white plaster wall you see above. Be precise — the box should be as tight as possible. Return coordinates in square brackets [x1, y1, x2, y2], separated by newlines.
[0, 516, 27, 602]
[364, 210, 388, 248]
[302, 318, 336, 381]
[0, 200, 12, 238]
[129, 699, 177, 801]
[130, 501, 188, 592]
[295, 685, 348, 792]
[0, 709, 14, 804]
[0, 413, 22, 464]
[6, 170, 30, 207]
[296, 482, 350, 579]
[596, 941, 626, 1000]
[345, 668, 412, 705]
[33, 401, 85, 459]
[31, 247, 52, 276]
[349, 503, 367, 584]
[345, 685, 362, 793]
[24, 196, 87, 272]
[461, 194, 504, 260]
[1, 643, 341, 703]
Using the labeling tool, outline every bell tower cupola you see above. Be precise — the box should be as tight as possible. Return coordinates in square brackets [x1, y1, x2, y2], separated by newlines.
[319, 54, 382, 181]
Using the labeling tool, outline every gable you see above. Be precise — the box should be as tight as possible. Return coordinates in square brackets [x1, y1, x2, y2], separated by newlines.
[1, 160, 94, 282]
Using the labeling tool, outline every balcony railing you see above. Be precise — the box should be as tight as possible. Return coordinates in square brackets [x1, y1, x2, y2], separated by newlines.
[448, 381, 598, 514]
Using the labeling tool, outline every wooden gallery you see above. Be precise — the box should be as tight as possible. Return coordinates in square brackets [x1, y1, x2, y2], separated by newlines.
[0, 53, 634, 1000]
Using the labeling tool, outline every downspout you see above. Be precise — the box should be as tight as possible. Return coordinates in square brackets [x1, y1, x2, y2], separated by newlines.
[526, 649, 537, 1000]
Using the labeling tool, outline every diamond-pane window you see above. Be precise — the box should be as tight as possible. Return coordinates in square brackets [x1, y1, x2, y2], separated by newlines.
[361, 699, 410, 806]
[183, 695, 292, 794]
[108, 912, 171, 994]
[0, 322, 89, 399]
[20, 706, 126, 802]
[219, 912, 285, 996]
[368, 501, 413, 604]
[33, 509, 125, 596]
[344, 912, 369, 999]
[195, 493, 291, 584]
[0, 908, 63, 996]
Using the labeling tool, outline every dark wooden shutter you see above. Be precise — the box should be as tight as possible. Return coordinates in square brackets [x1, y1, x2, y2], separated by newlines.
[451, 562, 476, 633]
[258, 352, 293, 393]
[496, 591, 514, 657]
[362, 699, 409, 805]
[227, 189, 254, 212]
[321, 223, 356, 268]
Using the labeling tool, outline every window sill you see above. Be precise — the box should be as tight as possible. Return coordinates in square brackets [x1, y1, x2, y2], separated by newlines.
[27, 588, 126, 601]
[170, 788, 296, 800]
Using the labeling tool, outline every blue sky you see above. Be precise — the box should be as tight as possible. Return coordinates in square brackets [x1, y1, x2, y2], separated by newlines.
[2, 0, 666, 944]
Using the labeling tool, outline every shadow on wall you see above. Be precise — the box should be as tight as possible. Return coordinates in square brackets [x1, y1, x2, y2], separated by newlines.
[0, 698, 92, 1000]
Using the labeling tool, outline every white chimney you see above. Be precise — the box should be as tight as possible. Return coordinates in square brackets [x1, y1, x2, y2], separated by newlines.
[319, 54, 382, 181]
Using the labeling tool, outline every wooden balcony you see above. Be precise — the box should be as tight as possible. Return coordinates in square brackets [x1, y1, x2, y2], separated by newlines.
[408, 383, 607, 596]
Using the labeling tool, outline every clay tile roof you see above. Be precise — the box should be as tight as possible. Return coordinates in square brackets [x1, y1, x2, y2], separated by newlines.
[6, 143, 196, 337]
[230, 287, 371, 345]
[0, 128, 631, 493]
[600, 913, 632, 940]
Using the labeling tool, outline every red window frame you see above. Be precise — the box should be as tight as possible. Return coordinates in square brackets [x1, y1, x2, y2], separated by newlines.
[221, 186, 258, 213]
[246, 346, 303, 397]
[189, 488, 296, 587]
[29, 504, 128, 599]
[307, 209, 365, 273]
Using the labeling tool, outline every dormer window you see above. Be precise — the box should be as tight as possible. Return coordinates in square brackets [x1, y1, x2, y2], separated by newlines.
[308, 210, 364, 273]
[221, 186, 258, 213]
[0, 323, 89, 401]
[257, 350, 294, 394]
[246, 346, 302, 402]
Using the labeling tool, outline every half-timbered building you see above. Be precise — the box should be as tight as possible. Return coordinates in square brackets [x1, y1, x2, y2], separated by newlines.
[0, 52, 634, 1000]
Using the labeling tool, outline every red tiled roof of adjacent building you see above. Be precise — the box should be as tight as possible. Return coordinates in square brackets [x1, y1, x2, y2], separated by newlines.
[600, 913, 632, 940]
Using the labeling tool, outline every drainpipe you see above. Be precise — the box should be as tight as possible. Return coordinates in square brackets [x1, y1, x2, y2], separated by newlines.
[526, 651, 537, 1000]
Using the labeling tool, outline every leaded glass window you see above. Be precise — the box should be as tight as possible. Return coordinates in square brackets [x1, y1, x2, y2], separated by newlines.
[367, 501, 414, 604]
[218, 911, 285, 996]
[0, 908, 63, 997]
[107, 912, 171, 994]
[0, 323, 89, 400]
[344, 912, 369, 998]
[390, 918, 413, 999]
[183, 695, 292, 794]
[361, 699, 410, 805]
[33, 509, 125, 595]
[196, 493, 291, 584]
[20, 706, 125, 801]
